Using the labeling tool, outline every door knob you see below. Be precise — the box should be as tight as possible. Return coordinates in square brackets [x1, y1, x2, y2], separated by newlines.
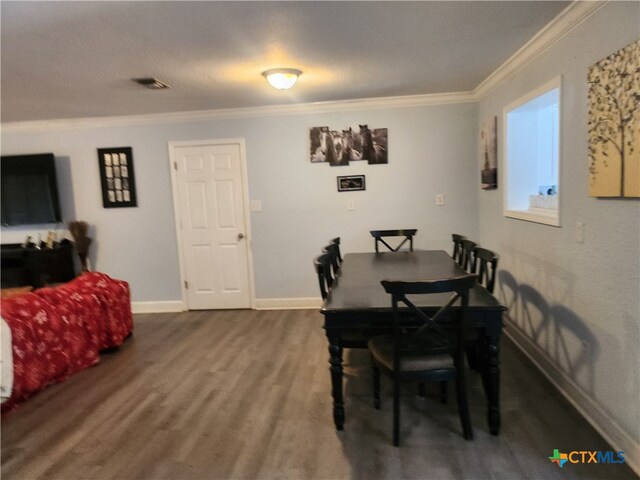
[238, 233, 245, 240]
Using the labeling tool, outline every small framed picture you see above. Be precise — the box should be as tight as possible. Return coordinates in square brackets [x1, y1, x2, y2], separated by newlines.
[98, 147, 137, 208]
[337, 175, 366, 192]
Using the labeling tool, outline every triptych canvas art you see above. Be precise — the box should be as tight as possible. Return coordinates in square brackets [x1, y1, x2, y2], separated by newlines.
[310, 125, 388, 166]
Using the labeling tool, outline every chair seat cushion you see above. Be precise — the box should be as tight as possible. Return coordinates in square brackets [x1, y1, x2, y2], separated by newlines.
[368, 335, 454, 372]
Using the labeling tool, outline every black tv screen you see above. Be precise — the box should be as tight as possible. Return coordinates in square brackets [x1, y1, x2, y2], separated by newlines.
[1, 153, 63, 226]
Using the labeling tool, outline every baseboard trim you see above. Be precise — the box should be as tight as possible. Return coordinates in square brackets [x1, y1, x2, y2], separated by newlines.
[254, 297, 322, 310]
[131, 301, 186, 314]
[131, 298, 321, 313]
[505, 320, 639, 476]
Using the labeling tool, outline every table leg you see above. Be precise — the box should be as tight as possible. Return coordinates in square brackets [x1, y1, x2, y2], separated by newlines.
[328, 335, 345, 430]
[484, 332, 501, 435]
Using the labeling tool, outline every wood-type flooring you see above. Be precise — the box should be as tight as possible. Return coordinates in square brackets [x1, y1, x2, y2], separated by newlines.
[2, 309, 637, 479]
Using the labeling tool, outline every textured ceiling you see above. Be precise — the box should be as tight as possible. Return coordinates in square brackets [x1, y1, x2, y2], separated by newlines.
[1, 1, 570, 123]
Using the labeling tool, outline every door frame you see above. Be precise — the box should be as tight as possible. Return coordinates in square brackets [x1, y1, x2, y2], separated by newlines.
[168, 138, 256, 311]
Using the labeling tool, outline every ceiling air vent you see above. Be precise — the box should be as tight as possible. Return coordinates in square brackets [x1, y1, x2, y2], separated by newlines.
[133, 77, 170, 89]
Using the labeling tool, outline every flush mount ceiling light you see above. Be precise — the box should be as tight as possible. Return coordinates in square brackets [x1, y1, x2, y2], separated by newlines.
[261, 68, 302, 90]
[133, 77, 171, 89]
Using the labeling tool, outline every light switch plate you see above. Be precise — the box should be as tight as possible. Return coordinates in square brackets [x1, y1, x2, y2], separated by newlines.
[250, 200, 262, 212]
[347, 199, 356, 211]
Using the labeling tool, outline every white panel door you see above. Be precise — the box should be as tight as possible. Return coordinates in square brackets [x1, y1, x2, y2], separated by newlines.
[175, 143, 250, 309]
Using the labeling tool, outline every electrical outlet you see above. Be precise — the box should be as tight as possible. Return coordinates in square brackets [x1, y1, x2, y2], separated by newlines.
[250, 200, 262, 212]
[436, 194, 445, 206]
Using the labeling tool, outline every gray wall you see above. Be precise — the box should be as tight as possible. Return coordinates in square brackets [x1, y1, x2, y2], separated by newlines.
[1, 102, 479, 301]
[477, 1, 639, 465]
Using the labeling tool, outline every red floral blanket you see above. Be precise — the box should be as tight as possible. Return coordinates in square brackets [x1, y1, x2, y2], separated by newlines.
[1, 272, 133, 412]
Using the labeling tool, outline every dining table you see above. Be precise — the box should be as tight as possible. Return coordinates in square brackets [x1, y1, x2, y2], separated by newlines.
[320, 250, 507, 435]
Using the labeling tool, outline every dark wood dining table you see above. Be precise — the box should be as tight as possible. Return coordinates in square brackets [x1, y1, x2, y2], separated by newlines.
[320, 250, 506, 435]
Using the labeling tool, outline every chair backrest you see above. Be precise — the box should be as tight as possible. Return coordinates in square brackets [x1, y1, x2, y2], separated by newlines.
[314, 253, 335, 300]
[329, 237, 342, 264]
[381, 274, 476, 359]
[322, 242, 341, 277]
[472, 247, 499, 293]
[459, 239, 477, 272]
[451, 233, 466, 265]
[370, 229, 417, 253]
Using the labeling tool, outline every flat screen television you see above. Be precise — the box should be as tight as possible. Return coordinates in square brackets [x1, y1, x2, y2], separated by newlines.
[1, 153, 63, 226]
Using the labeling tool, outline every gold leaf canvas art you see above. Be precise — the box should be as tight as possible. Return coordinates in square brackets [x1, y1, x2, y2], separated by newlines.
[588, 40, 640, 197]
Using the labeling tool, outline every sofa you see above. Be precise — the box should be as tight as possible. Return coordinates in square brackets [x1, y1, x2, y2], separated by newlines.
[0, 272, 133, 412]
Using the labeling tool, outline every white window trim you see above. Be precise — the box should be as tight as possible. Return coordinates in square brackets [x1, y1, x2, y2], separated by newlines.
[502, 76, 562, 227]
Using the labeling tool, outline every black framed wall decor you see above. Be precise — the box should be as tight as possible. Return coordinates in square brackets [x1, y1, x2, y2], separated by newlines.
[337, 175, 366, 192]
[97, 147, 138, 208]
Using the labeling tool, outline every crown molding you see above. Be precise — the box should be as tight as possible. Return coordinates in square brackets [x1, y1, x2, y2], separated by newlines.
[473, 0, 608, 98]
[0, 1, 607, 133]
[0, 91, 475, 133]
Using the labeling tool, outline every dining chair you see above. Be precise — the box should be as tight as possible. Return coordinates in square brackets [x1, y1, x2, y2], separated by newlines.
[313, 253, 335, 300]
[472, 247, 499, 293]
[329, 237, 343, 264]
[323, 241, 342, 277]
[315, 249, 367, 352]
[465, 246, 500, 376]
[459, 239, 477, 272]
[368, 274, 476, 446]
[465, 246, 499, 374]
[370, 229, 417, 253]
[451, 233, 466, 265]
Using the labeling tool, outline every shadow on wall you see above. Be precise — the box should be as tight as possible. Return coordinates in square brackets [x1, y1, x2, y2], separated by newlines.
[548, 305, 598, 395]
[499, 243, 576, 308]
[89, 224, 98, 272]
[519, 285, 551, 351]
[56, 156, 77, 222]
[498, 270, 518, 314]
[497, 269, 599, 397]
